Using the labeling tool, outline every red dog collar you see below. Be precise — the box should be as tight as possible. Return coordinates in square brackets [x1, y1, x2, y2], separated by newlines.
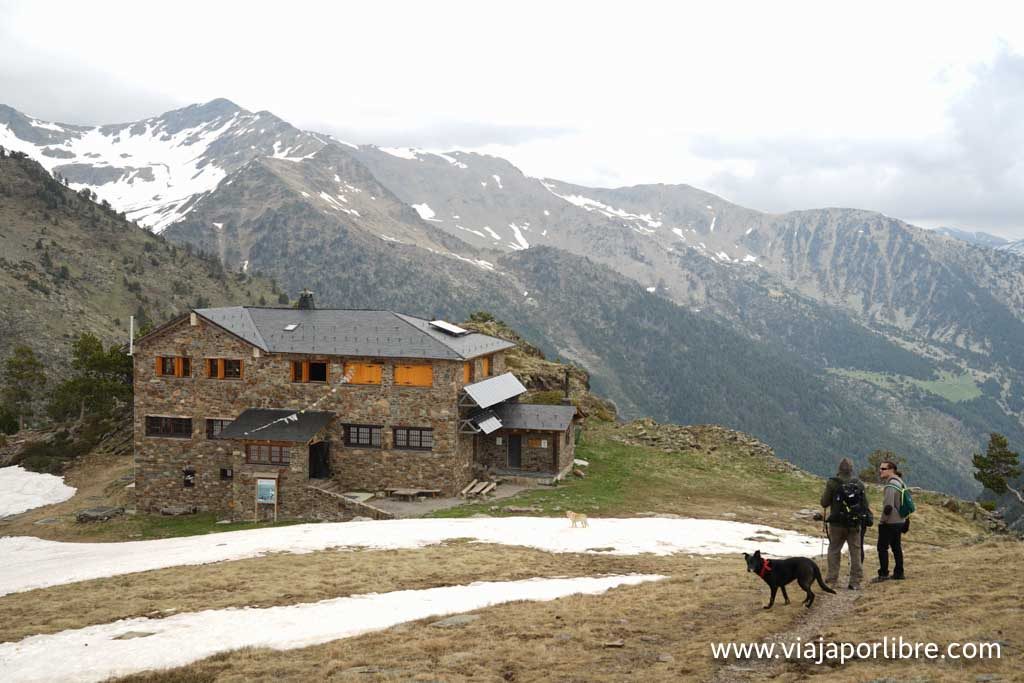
[758, 558, 771, 578]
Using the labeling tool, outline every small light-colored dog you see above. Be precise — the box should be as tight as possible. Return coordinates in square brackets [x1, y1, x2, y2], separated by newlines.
[566, 510, 589, 528]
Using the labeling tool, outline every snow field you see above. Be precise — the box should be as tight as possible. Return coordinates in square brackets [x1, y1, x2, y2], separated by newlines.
[0, 517, 820, 596]
[0, 575, 665, 683]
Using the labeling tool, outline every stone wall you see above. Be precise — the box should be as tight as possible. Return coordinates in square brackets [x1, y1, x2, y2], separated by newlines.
[134, 315, 502, 518]
[475, 428, 573, 474]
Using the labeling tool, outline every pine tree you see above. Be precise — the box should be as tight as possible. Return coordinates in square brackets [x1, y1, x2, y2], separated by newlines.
[2, 346, 46, 430]
[973, 433, 1023, 504]
[859, 449, 899, 483]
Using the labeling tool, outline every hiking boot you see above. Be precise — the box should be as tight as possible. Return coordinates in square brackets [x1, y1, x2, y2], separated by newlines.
[870, 575, 890, 584]
[892, 574, 906, 581]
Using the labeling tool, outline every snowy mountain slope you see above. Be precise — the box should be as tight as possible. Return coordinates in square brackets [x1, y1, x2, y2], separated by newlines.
[0, 100, 325, 232]
[999, 239, 1024, 256]
[933, 226, 1010, 249]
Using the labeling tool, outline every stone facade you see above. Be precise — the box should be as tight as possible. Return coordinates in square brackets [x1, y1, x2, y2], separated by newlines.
[133, 314, 509, 520]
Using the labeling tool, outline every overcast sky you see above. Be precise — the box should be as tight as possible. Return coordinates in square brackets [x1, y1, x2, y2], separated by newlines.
[3, 1, 1024, 237]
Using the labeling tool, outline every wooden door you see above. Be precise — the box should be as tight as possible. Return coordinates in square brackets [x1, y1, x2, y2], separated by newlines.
[508, 435, 522, 469]
[309, 441, 330, 479]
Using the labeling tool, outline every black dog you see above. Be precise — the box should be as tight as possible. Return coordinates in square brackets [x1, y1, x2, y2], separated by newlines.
[744, 550, 835, 609]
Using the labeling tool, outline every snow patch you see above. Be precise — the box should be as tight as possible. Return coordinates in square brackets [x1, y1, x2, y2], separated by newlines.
[0, 466, 76, 517]
[412, 203, 442, 222]
[0, 516, 819, 597]
[0, 576, 662, 683]
[492, 174, 503, 189]
[646, 286, 657, 293]
[541, 183, 662, 229]
[379, 146, 420, 160]
[507, 223, 530, 250]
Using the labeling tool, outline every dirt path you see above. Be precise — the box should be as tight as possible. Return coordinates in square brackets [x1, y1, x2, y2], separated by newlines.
[707, 580, 862, 682]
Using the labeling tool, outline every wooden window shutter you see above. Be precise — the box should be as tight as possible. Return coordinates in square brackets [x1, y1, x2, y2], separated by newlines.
[302, 360, 309, 383]
[482, 356, 491, 377]
[290, 361, 297, 382]
[155, 356, 163, 376]
[463, 362, 471, 384]
[217, 358, 225, 379]
[174, 357, 183, 377]
[238, 359, 243, 379]
[395, 365, 431, 386]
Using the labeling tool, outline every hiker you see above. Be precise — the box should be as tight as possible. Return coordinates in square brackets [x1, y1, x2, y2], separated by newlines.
[872, 460, 909, 582]
[820, 457, 872, 590]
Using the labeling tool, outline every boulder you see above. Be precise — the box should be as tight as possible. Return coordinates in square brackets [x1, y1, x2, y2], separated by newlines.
[159, 505, 196, 516]
[430, 614, 480, 628]
[75, 507, 124, 523]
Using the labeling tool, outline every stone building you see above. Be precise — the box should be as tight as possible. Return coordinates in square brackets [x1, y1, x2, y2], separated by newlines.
[133, 299, 578, 520]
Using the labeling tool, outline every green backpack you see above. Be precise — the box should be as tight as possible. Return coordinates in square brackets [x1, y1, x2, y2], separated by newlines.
[886, 481, 916, 518]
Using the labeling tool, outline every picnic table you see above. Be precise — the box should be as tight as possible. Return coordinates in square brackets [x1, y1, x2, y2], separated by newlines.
[390, 488, 442, 502]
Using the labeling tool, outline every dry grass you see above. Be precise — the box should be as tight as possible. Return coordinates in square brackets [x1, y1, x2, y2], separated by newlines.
[107, 540, 1024, 683]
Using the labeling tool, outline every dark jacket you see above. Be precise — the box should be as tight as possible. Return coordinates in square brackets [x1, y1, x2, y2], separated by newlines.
[821, 474, 871, 527]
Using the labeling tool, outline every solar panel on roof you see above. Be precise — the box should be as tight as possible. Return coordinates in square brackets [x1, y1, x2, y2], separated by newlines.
[429, 320, 470, 336]
[284, 323, 299, 331]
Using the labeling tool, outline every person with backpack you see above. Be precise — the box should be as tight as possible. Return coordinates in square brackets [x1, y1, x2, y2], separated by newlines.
[820, 457, 872, 590]
[871, 459, 914, 582]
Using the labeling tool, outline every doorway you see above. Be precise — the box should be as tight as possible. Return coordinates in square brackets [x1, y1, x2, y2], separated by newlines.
[507, 435, 522, 469]
[309, 441, 330, 479]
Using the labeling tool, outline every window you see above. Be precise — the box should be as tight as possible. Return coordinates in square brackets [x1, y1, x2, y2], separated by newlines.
[291, 360, 328, 383]
[244, 444, 290, 465]
[344, 424, 382, 448]
[527, 438, 549, 448]
[205, 358, 242, 380]
[496, 436, 504, 446]
[344, 362, 383, 385]
[394, 364, 433, 387]
[394, 427, 433, 451]
[155, 356, 191, 378]
[220, 467, 233, 480]
[145, 416, 193, 438]
[206, 418, 232, 440]
[183, 467, 196, 488]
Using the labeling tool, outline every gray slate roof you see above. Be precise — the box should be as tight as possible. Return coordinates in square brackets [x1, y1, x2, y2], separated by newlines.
[493, 403, 577, 432]
[195, 307, 515, 360]
[219, 409, 335, 442]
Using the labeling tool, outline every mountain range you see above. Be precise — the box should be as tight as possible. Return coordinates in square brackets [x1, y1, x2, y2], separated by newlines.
[4, 98, 1024, 500]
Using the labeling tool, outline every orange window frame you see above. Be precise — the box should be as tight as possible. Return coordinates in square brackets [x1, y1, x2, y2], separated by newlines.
[206, 358, 243, 380]
[290, 360, 328, 383]
[156, 356, 190, 378]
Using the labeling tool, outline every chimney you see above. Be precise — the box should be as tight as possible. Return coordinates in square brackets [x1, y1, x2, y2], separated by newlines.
[297, 289, 315, 310]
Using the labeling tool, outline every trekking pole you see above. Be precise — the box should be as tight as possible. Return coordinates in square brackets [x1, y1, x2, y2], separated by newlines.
[821, 513, 828, 559]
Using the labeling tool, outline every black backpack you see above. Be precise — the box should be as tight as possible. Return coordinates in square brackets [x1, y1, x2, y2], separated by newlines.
[830, 478, 869, 526]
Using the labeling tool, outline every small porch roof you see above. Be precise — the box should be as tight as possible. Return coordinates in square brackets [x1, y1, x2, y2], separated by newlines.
[220, 409, 335, 443]
[493, 403, 577, 432]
